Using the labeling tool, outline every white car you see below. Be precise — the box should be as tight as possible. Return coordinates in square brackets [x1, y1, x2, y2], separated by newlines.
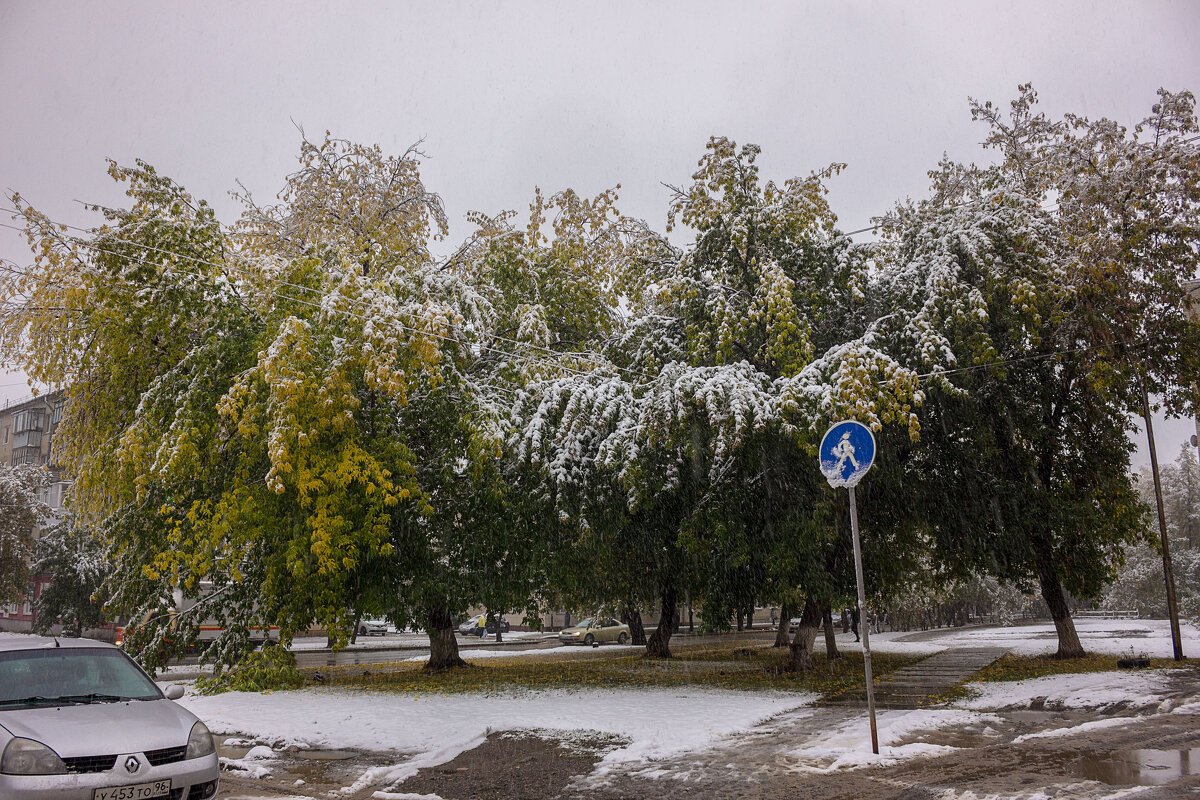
[0, 636, 219, 800]
[357, 618, 390, 637]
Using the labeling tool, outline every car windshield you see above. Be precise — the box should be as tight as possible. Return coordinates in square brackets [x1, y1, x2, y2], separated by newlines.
[576, 618, 594, 628]
[0, 647, 162, 709]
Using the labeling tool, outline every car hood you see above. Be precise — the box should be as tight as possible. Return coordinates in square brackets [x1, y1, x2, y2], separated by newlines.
[559, 626, 590, 634]
[0, 699, 198, 757]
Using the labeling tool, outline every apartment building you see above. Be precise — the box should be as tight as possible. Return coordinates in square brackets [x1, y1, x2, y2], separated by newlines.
[0, 390, 68, 631]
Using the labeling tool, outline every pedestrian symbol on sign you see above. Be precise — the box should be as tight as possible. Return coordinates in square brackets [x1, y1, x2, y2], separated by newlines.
[819, 420, 876, 488]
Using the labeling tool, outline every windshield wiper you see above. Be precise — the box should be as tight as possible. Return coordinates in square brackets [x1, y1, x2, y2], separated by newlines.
[54, 693, 124, 704]
[0, 695, 78, 707]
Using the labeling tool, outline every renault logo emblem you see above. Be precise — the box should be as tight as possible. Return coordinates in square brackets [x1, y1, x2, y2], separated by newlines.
[124, 756, 140, 774]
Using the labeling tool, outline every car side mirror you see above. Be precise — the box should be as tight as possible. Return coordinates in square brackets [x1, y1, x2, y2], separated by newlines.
[164, 684, 185, 700]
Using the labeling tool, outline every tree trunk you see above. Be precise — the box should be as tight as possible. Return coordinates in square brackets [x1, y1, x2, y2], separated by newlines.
[774, 601, 792, 648]
[746, 606, 755, 629]
[787, 598, 823, 671]
[823, 605, 841, 659]
[425, 604, 467, 671]
[621, 605, 647, 646]
[645, 585, 679, 659]
[736, 612, 743, 632]
[1036, 558, 1084, 659]
[488, 610, 502, 642]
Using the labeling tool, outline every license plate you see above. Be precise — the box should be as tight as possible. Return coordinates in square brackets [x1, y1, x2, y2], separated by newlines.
[93, 779, 171, 800]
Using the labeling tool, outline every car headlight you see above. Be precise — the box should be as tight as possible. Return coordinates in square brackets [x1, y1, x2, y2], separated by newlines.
[1, 737, 67, 775]
[185, 721, 216, 759]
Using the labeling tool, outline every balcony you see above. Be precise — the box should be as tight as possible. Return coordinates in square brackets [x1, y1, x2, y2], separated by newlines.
[11, 448, 44, 466]
[11, 429, 41, 450]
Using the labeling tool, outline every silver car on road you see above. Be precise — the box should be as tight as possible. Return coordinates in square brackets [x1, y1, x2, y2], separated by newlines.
[0, 635, 219, 800]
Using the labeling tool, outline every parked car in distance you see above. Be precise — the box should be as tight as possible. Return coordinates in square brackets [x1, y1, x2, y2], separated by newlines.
[0, 635, 219, 800]
[357, 618, 389, 637]
[457, 614, 510, 637]
[558, 618, 630, 646]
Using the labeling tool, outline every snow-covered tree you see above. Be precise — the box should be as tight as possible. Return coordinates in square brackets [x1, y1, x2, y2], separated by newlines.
[1161, 444, 1200, 548]
[3, 133, 645, 672]
[31, 516, 107, 637]
[888, 87, 1173, 658]
[0, 463, 49, 605]
[515, 138, 936, 667]
[1105, 448, 1200, 622]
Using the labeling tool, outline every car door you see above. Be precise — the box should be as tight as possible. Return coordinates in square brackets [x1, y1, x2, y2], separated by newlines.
[600, 619, 617, 642]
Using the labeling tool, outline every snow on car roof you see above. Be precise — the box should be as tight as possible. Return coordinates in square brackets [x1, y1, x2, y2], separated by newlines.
[0, 634, 116, 652]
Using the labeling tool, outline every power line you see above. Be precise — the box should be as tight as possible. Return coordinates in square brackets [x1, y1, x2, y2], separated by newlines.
[908, 340, 1128, 384]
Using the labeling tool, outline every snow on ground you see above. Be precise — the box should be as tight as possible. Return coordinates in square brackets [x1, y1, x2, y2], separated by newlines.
[877, 617, 1200, 658]
[177, 685, 816, 793]
[219, 744, 277, 779]
[1010, 717, 1137, 743]
[842, 630, 951, 656]
[953, 668, 1182, 712]
[778, 708, 1001, 772]
[771, 667, 1198, 774]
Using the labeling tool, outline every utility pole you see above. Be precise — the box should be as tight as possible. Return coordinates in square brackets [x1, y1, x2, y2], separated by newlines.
[1141, 379, 1184, 661]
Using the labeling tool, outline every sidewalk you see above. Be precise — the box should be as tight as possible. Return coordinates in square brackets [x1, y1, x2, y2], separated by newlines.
[825, 646, 1009, 709]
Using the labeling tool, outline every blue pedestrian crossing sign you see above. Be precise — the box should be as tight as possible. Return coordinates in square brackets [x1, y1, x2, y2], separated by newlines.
[819, 420, 876, 488]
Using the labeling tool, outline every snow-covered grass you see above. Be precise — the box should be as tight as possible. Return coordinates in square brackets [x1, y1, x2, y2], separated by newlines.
[178, 685, 817, 794]
[873, 617, 1200, 658]
[953, 668, 1183, 712]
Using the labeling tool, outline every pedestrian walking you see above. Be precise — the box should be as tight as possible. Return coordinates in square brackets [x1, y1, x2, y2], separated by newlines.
[850, 608, 860, 642]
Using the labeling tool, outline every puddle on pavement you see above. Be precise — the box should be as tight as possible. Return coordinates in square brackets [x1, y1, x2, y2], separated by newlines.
[215, 734, 358, 763]
[292, 749, 357, 761]
[1072, 749, 1200, 786]
[214, 735, 250, 760]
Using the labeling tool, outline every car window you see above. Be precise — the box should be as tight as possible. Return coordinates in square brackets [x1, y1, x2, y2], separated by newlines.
[0, 647, 161, 707]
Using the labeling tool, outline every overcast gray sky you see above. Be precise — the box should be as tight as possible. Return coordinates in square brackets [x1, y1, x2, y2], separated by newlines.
[1, 1, 1198, 463]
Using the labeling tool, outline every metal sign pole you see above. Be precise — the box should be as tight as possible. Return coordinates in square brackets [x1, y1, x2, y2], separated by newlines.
[848, 485, 879, 755]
